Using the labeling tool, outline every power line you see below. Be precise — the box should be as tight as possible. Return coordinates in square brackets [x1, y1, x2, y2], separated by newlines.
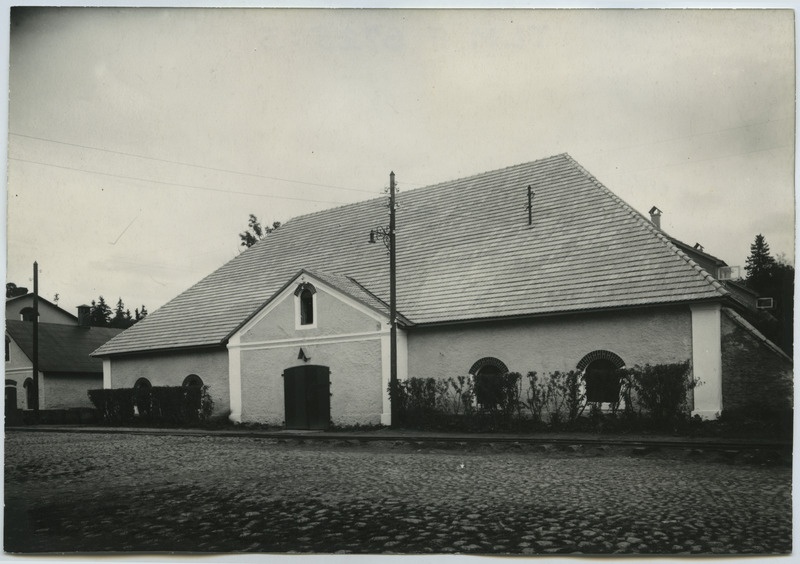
[8, 157, 359, 206]
[9, 131, 379, 195]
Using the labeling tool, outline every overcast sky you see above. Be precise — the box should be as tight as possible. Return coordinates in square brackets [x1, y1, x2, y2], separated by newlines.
[5, 7, 795, 317]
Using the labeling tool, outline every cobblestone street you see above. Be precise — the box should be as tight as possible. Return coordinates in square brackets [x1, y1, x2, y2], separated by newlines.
[4, 431, 792, 555]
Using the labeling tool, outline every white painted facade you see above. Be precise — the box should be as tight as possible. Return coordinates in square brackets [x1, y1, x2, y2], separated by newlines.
[228, 272, 407, 426]
[690, 302, 723, 418]
[100, 291, 741, 424]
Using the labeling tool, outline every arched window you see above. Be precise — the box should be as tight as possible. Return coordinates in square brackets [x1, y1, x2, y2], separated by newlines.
[294, 283, 317, 328]
[577, 350, 626, 404]
[23, 378, 35, 410]
[133, 378, 152, 389]
[183, 374, 203, 387]
[469, 357, 510, 410]
[300, 290, 314, 325]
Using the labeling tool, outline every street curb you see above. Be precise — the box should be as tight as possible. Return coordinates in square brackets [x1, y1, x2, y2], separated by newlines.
[5, 425, 792, 451]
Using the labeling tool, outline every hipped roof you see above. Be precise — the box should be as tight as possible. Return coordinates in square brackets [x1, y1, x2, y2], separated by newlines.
[94, 153, 727, 357]
[7, 320, 122, 373]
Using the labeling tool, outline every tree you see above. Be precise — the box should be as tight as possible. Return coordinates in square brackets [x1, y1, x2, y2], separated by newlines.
[89, 297, 112, 327]
[239, 214, 281, 248]
[770, 255, 794, 356]
[6, 283, 28, 298]
[110, 298, 134, 329]
[743, 235, 793, 356]
[745, 234, 777, 290]
[84, 295, 146, 328]
[135, 305, 148, 321]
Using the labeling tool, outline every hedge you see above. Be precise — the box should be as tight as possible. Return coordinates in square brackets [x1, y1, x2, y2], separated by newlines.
[88, 385, 214, 426]
[389, 362, 700, 432]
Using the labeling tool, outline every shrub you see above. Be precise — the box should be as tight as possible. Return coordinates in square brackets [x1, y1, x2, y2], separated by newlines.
[474, 372, 522, 413]
[388, 377, 439, 427]
[718, 404, 793, 439]
[437, 375, 474, 416]
[523, 371, 552, 423]
[627, 360, 695, 425]
[452, 375, 476, 415]
[88, 385, 214, 426]
[548, 370, 586, 426]
[87, 389, 135, 426]
[496, 372, 523, 419]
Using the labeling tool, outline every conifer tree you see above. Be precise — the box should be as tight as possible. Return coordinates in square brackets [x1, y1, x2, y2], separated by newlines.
[110, 298, 134, 328]
[89, 297, 112, 327]
[745, 234, 776, 290]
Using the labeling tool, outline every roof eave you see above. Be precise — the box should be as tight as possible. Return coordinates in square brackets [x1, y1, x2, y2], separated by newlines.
[410, 297, 728, 329]
[91, 342, 228, 359]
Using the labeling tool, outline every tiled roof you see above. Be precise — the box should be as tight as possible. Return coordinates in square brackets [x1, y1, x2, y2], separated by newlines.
[93, 153, 728, 356]
[302, 270, 412, 326]
[7, 320, 122, 373]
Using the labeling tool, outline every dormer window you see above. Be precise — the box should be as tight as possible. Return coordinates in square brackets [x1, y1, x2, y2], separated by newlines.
[294, 282, 317, 329]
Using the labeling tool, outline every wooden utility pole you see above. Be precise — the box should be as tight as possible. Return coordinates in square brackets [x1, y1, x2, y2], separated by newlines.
[32, 261, 39, 416]
[388, 171, 398, 425]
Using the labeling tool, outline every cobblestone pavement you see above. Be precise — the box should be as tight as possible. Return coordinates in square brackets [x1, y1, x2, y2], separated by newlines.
[4, 431, 792, 555]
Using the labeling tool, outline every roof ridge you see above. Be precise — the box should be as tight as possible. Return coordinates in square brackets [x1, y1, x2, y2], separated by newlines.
[268, 153, 571, 229]
[396, 152, 570, 193]
[562, 154, 729, 299]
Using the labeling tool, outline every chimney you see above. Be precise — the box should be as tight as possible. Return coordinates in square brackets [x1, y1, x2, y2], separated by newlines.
[77, 305, 91, 327]
[648, 206, 662, 230]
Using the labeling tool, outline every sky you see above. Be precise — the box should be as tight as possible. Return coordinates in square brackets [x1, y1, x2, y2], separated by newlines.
[4, 6, 796, 318]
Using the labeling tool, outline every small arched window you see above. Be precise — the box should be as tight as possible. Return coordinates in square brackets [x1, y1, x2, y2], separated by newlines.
[133, 378, 152, 390]
[577, 350, 626, 404]
[294, 282, 317, 328]
[469, 357, 510, 410]
[183, 374, 203, 388]
[300, 289, 314, 325]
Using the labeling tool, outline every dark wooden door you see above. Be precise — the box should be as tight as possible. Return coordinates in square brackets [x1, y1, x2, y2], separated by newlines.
[5, 384, 17, 414]
[283, 365, 330, 430]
